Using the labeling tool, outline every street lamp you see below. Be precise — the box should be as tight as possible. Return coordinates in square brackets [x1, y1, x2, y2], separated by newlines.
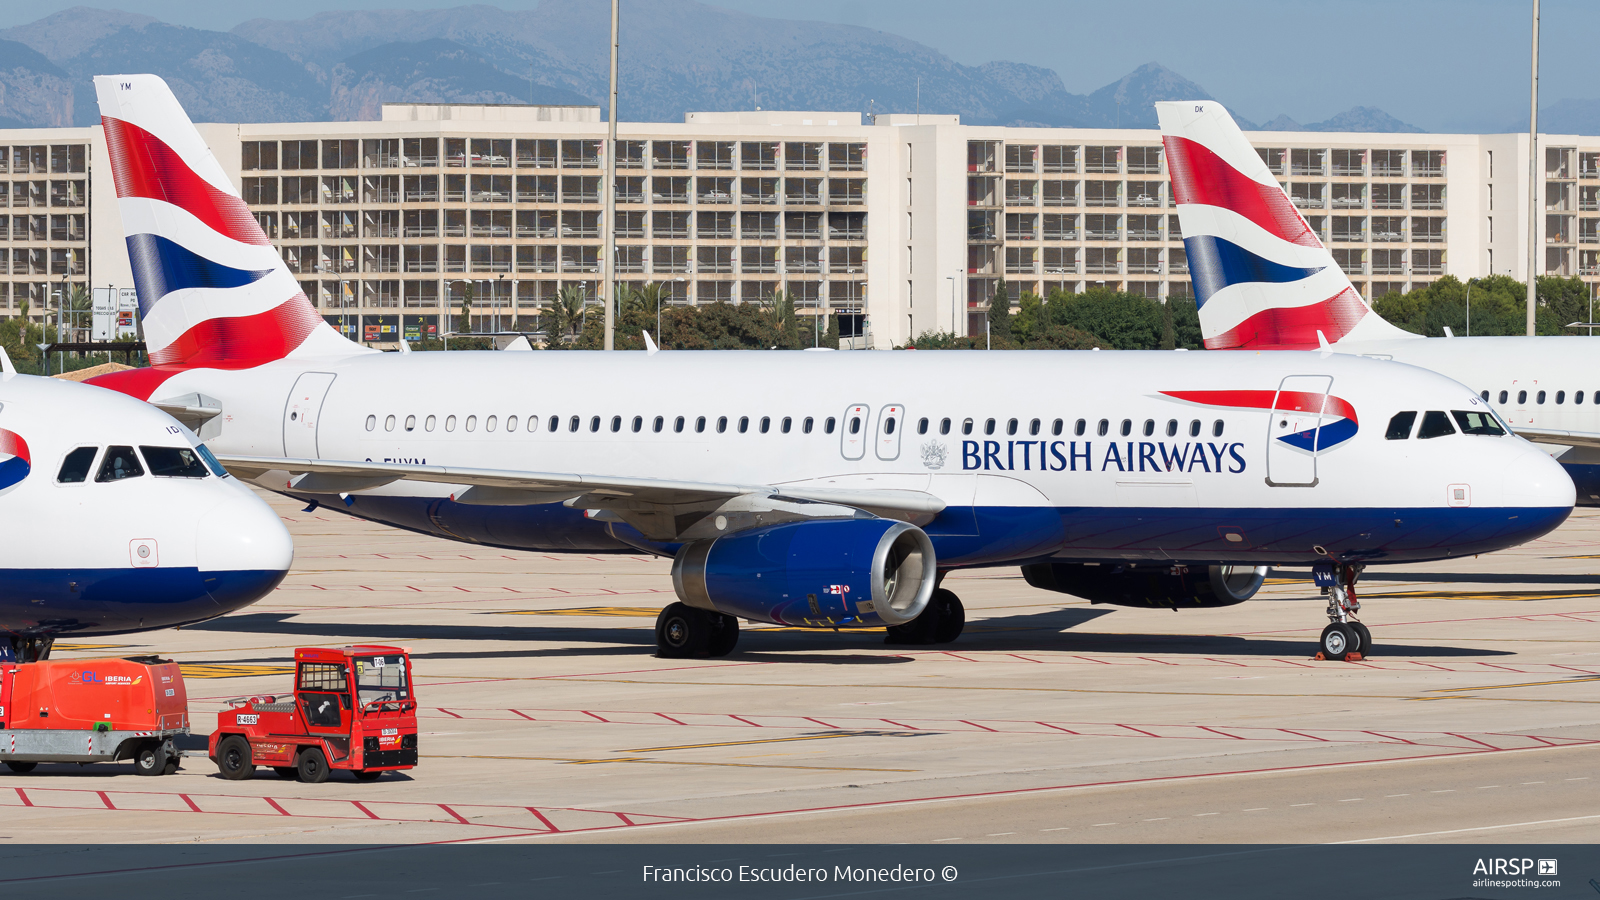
[946, 274, 956, 338]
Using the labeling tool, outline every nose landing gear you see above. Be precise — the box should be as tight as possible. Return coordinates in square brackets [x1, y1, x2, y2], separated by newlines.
[1315, 561, 1371, 661]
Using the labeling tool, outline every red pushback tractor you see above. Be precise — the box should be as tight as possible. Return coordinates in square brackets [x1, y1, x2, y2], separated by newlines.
[210, 645, 418, 783]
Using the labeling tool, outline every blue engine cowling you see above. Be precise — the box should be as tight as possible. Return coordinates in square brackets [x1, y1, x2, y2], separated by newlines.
[670, 519, 937, 627]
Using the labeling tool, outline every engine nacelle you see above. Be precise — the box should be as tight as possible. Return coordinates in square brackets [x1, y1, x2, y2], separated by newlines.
[671, 519, 936, 627]
[1021, 563, 1268, 609]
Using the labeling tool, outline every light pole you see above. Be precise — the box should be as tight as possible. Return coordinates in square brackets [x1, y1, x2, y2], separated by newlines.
[496, 273, 506, 334]
[602, 0, 619, 350]
[946, 274, 956, 338]
[1526, 0, 1540, 337]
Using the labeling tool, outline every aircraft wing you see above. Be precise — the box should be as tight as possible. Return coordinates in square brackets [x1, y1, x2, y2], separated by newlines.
[217, 454, 945, 542]
[1512, 428, 1600, 451]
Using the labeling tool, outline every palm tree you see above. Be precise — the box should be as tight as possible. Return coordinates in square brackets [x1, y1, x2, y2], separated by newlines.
[550, 284, 587, 344]
[457, 283, 474, 333]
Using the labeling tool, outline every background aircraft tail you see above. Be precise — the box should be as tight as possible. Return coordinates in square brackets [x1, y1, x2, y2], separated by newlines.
[1155, 101, 1417, 349]
[93, 75, 364, 379]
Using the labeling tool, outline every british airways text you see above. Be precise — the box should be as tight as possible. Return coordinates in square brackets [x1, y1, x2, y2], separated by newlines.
[960, 440, 1247, 473]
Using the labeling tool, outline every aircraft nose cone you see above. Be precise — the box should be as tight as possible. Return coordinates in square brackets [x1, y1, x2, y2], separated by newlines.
[1503, 448, 1577, 510]
[195, 485, 294, 612]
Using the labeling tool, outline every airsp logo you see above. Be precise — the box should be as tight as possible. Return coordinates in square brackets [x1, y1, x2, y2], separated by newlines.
[919, 441, 947, 470]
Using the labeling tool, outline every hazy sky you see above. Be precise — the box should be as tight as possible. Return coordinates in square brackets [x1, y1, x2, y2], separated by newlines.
[1, 0, 1582, 132]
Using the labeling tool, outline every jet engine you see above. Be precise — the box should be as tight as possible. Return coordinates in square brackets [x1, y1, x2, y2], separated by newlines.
[1021, 562, 1268, 609]
[670, 519, 936, 627]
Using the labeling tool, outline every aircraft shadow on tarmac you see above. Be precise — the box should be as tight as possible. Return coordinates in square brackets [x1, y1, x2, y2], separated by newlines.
[193, 608, 1513, 659]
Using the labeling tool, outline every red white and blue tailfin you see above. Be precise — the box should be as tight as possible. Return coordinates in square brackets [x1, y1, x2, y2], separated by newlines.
[1155, 101, 1417, 350]
[93, 74, 365, 395]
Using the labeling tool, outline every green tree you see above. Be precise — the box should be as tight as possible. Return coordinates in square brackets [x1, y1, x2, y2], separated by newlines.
[823, 312, 840, 349]
[1013, 290, 1041, 343]
[1168, 297, 1203, 349]
[546, 284, 587, 346]
[456, 283, 474, 333]
[1372, 274, 1591, 337]
[1040, 287, 1164, 349]
[987, 280, 1012, 341]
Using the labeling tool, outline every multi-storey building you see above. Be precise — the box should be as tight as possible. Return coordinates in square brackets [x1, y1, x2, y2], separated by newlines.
[1, 105, 1595, 348]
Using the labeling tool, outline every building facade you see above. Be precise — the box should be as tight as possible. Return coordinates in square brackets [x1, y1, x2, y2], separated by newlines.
[1, 105, 1594, 347]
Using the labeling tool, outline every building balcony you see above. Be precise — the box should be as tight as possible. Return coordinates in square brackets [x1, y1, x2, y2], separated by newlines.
[404, 262, 439, 273]
[1126, 230, 1160, 241]
[402, 226, 437, 238]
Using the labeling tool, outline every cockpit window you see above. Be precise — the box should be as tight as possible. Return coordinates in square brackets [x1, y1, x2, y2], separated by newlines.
[141, 446, 209, 478]
[195, 444, 230, 478]
[56, 446, 98, 483]
[1384, 411, 1417, 440]
[1452, 410, 1506, 436]
[1416, 410, 1456, 439]
[94, 446, 144, 482]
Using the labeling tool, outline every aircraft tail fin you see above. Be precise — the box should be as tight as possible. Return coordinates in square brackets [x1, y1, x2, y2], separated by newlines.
[1155, 101, 1417, 349]
[92, 75, 365, 377]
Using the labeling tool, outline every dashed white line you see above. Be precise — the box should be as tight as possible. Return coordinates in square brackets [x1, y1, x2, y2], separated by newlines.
[1566, 777, 1589, 781]
[1192, 813, 1219, 817]
[1339, 799, 1362, 802]
[1291, 803, 1315, 807]
[1243, 807, 1268, 811]
[1091, 823, 1118, 827]
[933, 837, 962, 842]
[1429, 789, 1455, 794]
[1478, 785, 1500, 790]
[1384, 794, 1409, 798]
[1521, 782, 1545, 785]
[987, 832, 1015, 836]
[1144, 817, 1169, 821]
[1041, 827, 1070, 832]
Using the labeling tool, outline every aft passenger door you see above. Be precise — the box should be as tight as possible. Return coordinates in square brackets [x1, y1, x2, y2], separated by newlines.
[1265, 375, 1333, 487]
[283, 372, 337, 458]
[874, 404, 904, 461]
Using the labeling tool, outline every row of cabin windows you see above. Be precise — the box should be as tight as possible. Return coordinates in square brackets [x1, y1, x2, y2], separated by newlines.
[1487, 389, 1596, 406]
[1384, 409, 1506, 440]
[913, 416, 1226, 439]
[55, 444, 222, 483]
[363, 413, 1229, 440]
[365, 413, 843, 435]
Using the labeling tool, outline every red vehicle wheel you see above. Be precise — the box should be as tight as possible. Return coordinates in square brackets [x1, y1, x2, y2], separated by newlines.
[296, 747, 330, 784]
[215, 736, 254, 781]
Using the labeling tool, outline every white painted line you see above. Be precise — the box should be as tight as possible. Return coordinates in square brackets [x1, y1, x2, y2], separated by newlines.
[1041, 827, 1070, 831]
[1330, 813, 1600, 844]
[1384, 794, 1409, 797]
[1290, 803, 1315, 807]
[1243, 807, 1268, 811]
[1521, 782, 1545, 785]
[986, 832, 1015, 836]
[1144, 817, 1169, 821]
[933, 837, 962, 842]
[1192, 812, 1219, 817]
[1338, 798, 1362, 802]
[1091, 823, 1118, 827]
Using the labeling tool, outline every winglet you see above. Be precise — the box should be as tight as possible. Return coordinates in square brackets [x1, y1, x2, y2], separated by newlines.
[1316, 330, 1331, 350]
[643, 330, 660, 356]
[1443, 326, 1454, 338]
[0, 346, 14, 376]
[397, 339, 411, 354]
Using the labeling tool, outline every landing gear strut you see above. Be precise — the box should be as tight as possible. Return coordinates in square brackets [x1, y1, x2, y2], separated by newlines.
[885, 588, 965, 645]
[7, 637, 53, 663]
[655, 603, 739, 659]
[1315, 561, 1371, 661]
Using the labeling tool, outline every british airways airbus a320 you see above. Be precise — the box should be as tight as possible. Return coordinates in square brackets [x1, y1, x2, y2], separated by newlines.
[86, 74, 1574, 662]
[0, 360, 292, 660]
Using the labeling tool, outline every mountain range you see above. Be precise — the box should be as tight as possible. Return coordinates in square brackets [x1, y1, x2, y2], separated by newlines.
[0, 1, 1430, 133]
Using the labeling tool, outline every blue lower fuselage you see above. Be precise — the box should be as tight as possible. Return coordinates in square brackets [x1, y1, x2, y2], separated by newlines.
[305, 493, 1570, 569]
[0, 567, 288, 636]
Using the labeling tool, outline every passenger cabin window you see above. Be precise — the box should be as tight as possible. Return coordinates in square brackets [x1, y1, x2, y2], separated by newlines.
[962, 418, 974, 435]
[1517, 390, 1527, 405]
[609, 416, 621, 433]
[804, 417, 814, 434]
[717, 416, 728, 433]
[466, 415, 478, 432]
[939, 418, 951, 435]
[696, 416, 707, 433]
[506, 416, 518, 432]
[985, 418, 996, 436]
[142, 446, 209, 478]
[1120, 419, 1132, 437]
[56, 446, 97, 483]
[1557, 391, 1566, 404]
[1452, 410, 1506, 435]
[1188, 419, 1201, 437]
[384, 415, 396, 432]
[1052, 418, 1063, 436]
[883, 417, 896, 434]
[1498, 391, 1509, 404]
[1212, 420, 1225, 437]
[1536, 391, 1546, 405]
[1385, 411, 1417, 440]
[95, 446, 144, 482]
[917, 417, 929, 435]
[1579, 391, 1588, 405]
[1165, 419, 1178, 437]
[825, 417, 837, 434]
[1142, 419, 1154, 436]
[1074, 419, 1086, 436]
[590, 416, 601, 432]
[446, 416, 457, 432]
[1480, 391, 1489, 402]
[1028, 418, 1040, 436]
[739, 416, 750, 433]
[848, 416, 861, 435]
[1006, 418, 1018, 436]
[365, 415, 376, 431]
[655, 416, 665, 433]
[405, 415, 416, 432]
[426, 415, 437, 432]
[1417, 410, 1456, 439]
[1097, 419, 1109, 436]
[486, 416, 497, 432]
[632, 416, 643, 433]
[674, 416, 685, 433]
[782, 417, 792, 433]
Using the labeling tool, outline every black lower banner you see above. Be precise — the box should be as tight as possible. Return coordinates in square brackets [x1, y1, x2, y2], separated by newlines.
[0, 844, 1596, 899]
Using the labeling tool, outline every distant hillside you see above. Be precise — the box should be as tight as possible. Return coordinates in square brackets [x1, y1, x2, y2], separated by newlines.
[0, 2, 1427, 131]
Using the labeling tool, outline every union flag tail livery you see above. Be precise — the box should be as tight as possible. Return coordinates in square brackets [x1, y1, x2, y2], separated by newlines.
[1155, 102, 1417, 350]
[92, 75, 365, 399]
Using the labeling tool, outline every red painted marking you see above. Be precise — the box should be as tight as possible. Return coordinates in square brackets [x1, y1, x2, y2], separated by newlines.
[728, 715, 762, 727]
[803, 717, 836, 728]
[1446, 732, 1501, 750]
[1198, 727, 1245, 740]
[264, 798, 292, 816]
[96, 791, 115, 810]
[1138, 656, 1179, 666]
[1117, 724, 1161, 738]
[1364, 731, 1416, 745]
[13, 789, 31, 807]
[525, 807, 560, 832]
[438, 804, 471, 825]
[509, 710, 537, 721]
[959, 720, 999, 733]
[654, 713, 688, 726]
[437, 708, 464, 719]
[1279, 729, 1331, 742]
[582, 711, 611, 723]
[1007, 654, 1044, 663]
[1204, 657, 1248, 667]
[881, 720, 915, 729]
[351, 801, 380, 820]
[615, 812, 637, 826]
[180, 794, 202, 813]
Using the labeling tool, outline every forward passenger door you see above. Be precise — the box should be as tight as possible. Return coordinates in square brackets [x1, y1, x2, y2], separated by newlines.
[1265, 375, 1333, 487]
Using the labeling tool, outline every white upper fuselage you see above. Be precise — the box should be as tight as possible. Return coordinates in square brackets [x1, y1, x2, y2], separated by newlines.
[137, 347, 1573, 567]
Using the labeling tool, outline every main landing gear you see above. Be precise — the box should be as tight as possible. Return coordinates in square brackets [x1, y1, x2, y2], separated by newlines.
[655, 603, 740, 659]
[885, 588, 965, 645]
[1315, 560, 1373, 661]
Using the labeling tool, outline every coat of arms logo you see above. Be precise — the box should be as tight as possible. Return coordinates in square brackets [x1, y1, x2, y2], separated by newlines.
[920, 440, 948, 470]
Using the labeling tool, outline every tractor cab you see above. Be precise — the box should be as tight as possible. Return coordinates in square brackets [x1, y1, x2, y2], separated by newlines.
[211, 645, 419, 783]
